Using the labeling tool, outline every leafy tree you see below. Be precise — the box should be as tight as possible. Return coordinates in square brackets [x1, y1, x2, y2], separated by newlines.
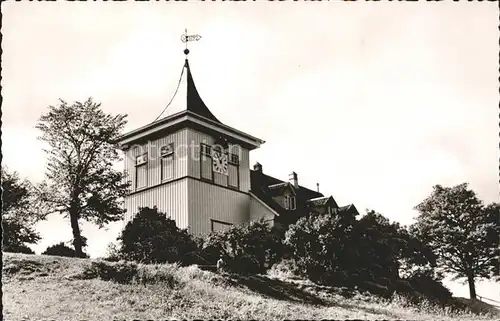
[35, 98, 129, 257]
[202, 219, 283, 274]
[42, 242, 89, 258]
[413, 183, 500, 299]
[353, 211, 403, 281]
[118, 207, 198, 265]
[1, 166, 41, 253]
[354, 211, 438, 281]
[284, 209, 358, 285]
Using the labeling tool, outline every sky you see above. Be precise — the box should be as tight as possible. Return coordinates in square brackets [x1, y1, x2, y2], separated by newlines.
[2, 1, 499, 301]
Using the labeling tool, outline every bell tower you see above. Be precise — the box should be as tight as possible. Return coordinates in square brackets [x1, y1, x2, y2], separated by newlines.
[114, 31, 265, 235]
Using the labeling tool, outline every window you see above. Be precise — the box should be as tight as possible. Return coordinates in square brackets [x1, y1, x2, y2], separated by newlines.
[200, 143, 213, 181]
[160, 143, 174, 157]
[228, 164, 239, 188]
[290, 196, 296, 210]
[229, 153, 239, 165]
[135, 153, 148, 189]
[201, 143, 211, 155]
[284, 195, 296, 210]
[227, 153, 239, 189]
[211, 219, 233, 232]
[160, 143, 174, 181]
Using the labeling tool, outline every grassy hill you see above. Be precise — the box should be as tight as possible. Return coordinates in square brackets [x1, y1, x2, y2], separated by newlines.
[2, 252, 498, 320]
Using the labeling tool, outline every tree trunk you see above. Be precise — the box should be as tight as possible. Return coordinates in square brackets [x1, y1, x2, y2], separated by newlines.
[467, 274, 477, 299]
[69, 209, 84, 258]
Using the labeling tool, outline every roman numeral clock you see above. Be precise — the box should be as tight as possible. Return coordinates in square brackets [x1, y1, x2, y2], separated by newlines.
[211, 149, 229, 175]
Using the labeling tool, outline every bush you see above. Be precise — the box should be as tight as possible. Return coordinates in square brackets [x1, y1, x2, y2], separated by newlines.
[84, 260, 139, 283]
[1, 167, 42, 252]
[3, 244, 35, 254]
[102, 242, 122, 262]
[403, 269, 452, 304]
[42, 242, 89, 258]
[268, 259, 302, 279]
[202, 219, 284, 274]
[118, 207, 198, 265]
[82, 260, 180, 288]
[2, 219, 40, 253]
[284, 210, 357, 285]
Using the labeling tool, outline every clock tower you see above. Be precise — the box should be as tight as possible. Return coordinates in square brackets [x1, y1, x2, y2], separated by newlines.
[114, 46, 265, 235]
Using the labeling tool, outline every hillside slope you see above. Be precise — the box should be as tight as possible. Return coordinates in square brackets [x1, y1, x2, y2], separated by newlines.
[2, 252, 497, 320]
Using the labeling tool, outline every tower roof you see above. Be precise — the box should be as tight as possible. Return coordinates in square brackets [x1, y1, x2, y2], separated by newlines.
[114, 57, 265, 150]
[158, 59, 221, 123]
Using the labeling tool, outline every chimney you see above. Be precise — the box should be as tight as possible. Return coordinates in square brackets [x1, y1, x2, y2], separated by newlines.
[316, 183, 320, 193]
[253, 162, 262, 172]
[289, 171, 298, 188]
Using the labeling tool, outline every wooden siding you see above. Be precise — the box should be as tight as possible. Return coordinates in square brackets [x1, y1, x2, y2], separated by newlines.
[123, 178, 189, 229]
[187, 129, 251, 192]
[249, 194, 276, 227]
[120, 127, 254, 235]
[123, 129, 189, 192]
[188, 178, 250, 235]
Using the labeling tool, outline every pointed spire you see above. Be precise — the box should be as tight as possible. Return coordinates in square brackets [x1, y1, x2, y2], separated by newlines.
[184, 59, 221, 123]
[156, 31, 221, 123]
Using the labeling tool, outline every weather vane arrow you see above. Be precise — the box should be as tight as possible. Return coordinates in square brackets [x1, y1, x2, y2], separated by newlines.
[181, 34, 202, 43]
[181, 29, 202, 56]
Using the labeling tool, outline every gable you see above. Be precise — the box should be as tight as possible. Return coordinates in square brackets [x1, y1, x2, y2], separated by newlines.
[306, 196, 339, 209]
[267, 182, 296, 197]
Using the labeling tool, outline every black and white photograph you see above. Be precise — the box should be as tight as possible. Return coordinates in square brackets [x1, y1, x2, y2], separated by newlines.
[1, 1, 499, 320]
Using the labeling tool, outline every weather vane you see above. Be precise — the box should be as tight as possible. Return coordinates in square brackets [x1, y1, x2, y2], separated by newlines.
[181, 29, 202, 56]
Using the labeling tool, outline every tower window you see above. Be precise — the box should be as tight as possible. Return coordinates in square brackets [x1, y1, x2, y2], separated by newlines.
[229, 153, 239, 165]
[228, 153, 239, 189]
[200, 143, 213, 181]
[160, 143, 174, 182]
[135, 153, 148, 189]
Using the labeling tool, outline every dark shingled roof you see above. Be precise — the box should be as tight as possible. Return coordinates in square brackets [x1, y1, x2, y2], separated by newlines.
[250, 187, 288, 216]
[184, 59, 222, 123]
[306, 196, 339, 208]
[306, 197, 331, 207]
[250, 170, 323, 200]
[267, 182, 296, 196]
[333, 204, 359, 217]
[250, 169, 324, 217]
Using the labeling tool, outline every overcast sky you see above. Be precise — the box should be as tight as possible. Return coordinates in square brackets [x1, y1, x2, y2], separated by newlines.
[2, 1, 498, 300]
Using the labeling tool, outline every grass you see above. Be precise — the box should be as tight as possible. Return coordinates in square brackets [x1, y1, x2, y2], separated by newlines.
[2, 252, 499, 320]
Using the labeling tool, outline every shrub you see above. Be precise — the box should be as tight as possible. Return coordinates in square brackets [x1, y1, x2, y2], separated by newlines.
[135, 263, 179, 287]
[42, 242, 89, 258]
[102, 242, 122, 262]
[403, 269, 452, 304]
[3, 244, 35, 254]
[82, 260, 180, 288]
[84, 260, 139, 284]
[267, 259, 302, 280]
[284, 210, 357, 285]
[118, 207, 198, 265]
[202, 219, 284, 274]
[1, 167, 42, 252]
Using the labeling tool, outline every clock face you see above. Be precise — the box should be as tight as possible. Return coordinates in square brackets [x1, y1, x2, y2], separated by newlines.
[211, 151, 228, 175]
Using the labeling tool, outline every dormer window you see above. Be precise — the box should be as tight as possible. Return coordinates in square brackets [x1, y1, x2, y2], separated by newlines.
[284, 195, 296, 210]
